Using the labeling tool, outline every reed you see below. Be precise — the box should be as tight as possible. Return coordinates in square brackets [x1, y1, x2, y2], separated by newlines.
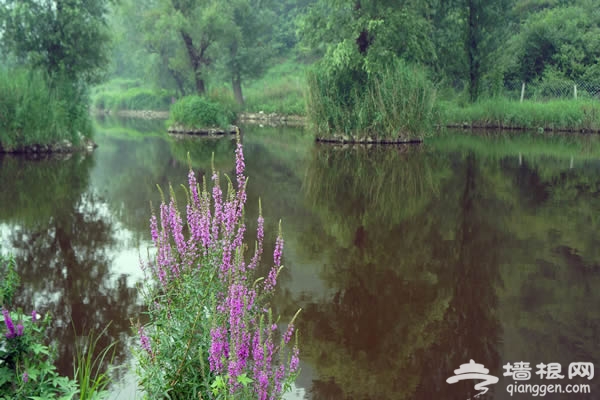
[0, 68, 91, 150]
[306, 59, 438, 140]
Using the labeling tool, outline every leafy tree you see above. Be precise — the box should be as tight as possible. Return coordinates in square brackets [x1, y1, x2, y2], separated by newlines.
[0, 0, 112, 84]
[300, 0, 436, 73]
[166, 0, 230, 95]
[220, 0, 276, 105]
[510, 4, 600, 83]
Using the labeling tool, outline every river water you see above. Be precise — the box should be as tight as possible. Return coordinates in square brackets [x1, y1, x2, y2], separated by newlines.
[1, 117, 600, 399]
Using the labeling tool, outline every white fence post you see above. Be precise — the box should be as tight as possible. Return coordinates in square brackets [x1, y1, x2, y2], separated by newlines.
[574, 84, 577, 100]
[520, 82, 526, 103]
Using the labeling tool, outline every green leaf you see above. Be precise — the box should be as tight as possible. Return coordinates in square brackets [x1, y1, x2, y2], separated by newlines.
[236, 373, 254, 386]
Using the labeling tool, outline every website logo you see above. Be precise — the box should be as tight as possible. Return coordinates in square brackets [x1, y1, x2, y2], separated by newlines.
[446, 359, 499, 399]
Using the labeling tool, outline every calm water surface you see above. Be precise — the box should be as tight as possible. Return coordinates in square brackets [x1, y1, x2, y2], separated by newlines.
[1, 118, 600, 399]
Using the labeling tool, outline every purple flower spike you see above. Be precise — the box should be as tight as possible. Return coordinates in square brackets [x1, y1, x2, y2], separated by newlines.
[16, 323, 24, 336]
[290, 346, 300, 373]
[22, 372, 28, 383]
[2, 308, 15, 338]
[138, 326, 152, 356]
[31, 310, 37, 322]
[274, 235, 284, 268]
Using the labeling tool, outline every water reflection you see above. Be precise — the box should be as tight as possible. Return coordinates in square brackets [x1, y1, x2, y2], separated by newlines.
[1, 124, 600, 399]
[0, 154, 139, 381]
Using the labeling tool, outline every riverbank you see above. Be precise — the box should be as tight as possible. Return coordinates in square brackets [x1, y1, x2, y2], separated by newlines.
[0, 68, 96, 153]
[93, 97, 600, 137]
[440, 98, 600, 133]
[0, 135, 97, 154]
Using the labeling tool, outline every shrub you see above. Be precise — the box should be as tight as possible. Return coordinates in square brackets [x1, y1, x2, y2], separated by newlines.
[306, 58, 438, 139]
[135, 137, 301, 399]
[167, 95, 236, 129]
[0, 68, 91, 149]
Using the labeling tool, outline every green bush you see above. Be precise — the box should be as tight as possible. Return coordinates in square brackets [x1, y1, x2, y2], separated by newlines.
[0, 68, 91, 149]
[306, 58, 438, 139]
[167, 95, 236, 129]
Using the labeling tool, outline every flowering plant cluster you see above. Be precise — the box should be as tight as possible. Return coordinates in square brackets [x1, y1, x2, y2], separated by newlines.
[0, 255, 78, 399]
[135, 135, 300, 399]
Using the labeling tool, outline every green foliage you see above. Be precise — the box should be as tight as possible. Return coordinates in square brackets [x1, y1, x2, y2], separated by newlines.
[135, 140, 301, 399]
[167, 95, 236, 129]
[307, 58, 438, 138]
[0, 68, 92, 149]
[441, 98, 600, 131]
[0, 0, 111, 85]
[508, 3, 600, 83]
[74, 324, 117, 400]
[242, 60, 307, 115]
[0, 255, 19, 308]
[93, 86, 174, 111]
[0, 255, 78, 399]
[0, 255, 115, 400]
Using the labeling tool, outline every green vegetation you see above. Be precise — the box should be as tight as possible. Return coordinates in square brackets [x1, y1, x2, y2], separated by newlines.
[0, 0, 112, 149]
[241, 60, 307, 115]
[307, 59, 438, 139]
[167, 95, 236, 129]
[1, 255, 112, 400]
[135, 138, 301, 399]
[0, 68, 90, 150]
[441, 98, 600, 132]
[94, 87, 173, 111]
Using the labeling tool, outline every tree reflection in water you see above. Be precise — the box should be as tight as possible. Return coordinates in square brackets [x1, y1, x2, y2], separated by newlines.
[0, 154, 139, 381]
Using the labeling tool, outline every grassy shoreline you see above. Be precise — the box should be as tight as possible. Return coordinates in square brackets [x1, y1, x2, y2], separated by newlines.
[440, 98, 600, 132]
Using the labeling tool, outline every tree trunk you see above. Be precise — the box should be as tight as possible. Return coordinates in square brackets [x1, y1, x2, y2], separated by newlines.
[232, 73, 244, 105]
[180, 30, 206, 95]
[467, 0, 480, 102]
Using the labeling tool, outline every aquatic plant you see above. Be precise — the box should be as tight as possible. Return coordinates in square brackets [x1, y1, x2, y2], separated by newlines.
[0, 68, 92, 150]
[306, 58, 438, 139]
[135, 134, 300, 399]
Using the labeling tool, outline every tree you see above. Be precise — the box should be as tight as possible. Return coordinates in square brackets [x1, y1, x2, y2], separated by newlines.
[512, 4, 600, 83]
[221, 0, 276, 105]
[0, 0, 112, 84]
[299, 0, 436, 72]
[167, 0, 230, 95]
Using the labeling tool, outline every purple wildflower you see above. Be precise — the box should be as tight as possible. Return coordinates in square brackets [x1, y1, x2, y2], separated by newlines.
[249, 213, 264, 270]
[290, 346, 300, 373]
[188, 169, 200, 208]
[209, 326, 229, 373]
[138, 326, 152, 356]
[273, 235, 284, 268]
[22, 372, 28, 383]
[31, 310, 37, 323]
[283, 323, 294, 344]
[2, 308, 15, 339]
[264, 266, 278, 293]
[274, 364, 286, 397]
[16, 323, 24, 336]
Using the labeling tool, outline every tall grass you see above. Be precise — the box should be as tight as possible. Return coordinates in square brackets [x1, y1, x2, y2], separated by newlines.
[0, 68, 91, 149]
[306, 59, 438, 140]
[441, 98, 600, 131]
[73, 323, 118, 400]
